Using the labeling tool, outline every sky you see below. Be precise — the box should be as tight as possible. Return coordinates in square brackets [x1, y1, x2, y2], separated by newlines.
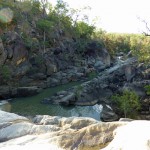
[49, 0, 150, 34]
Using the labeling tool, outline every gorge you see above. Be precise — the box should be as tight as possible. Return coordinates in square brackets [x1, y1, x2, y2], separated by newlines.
[0, 0, 150, 149]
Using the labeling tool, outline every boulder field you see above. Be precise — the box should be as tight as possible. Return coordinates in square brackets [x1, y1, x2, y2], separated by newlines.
[0, 110, 150, 150]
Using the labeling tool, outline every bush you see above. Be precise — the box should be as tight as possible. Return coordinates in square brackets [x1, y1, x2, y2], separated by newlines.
[0, 65, 11, 83]
[144, 85, 150, 95]
[112, 90, 141, 118]
[37, 19, 54, 32]
[74, 21, 95, 39]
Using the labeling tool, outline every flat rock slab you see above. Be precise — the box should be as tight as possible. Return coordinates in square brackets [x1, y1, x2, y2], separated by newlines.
[0, 111, 126, 149]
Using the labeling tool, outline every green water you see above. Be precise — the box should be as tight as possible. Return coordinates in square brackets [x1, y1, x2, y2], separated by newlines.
[8, 80, 101, 120]
[10, 82, 81, 115]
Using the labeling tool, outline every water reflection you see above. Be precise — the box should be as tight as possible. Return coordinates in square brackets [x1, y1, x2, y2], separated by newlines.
[0, 82, 103, 121]
[0, 101, 11, 112]
[0, 100, 102, 121]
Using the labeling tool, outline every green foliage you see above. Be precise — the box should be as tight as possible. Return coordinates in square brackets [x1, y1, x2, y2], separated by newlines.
[22, 35, 39, 50]
[73, 22, 95, 55]
[0, 65, 11, 82]
[144, 85, 150, 95]
[37, 19, 54, 32]
[31, 0, 41, 16]
[75, 21, 95, 39]
[0, 0, 96, 51]
[54, 0, 69, 16]
[93, 31, 150, 63]
[112, 90, 141, 118]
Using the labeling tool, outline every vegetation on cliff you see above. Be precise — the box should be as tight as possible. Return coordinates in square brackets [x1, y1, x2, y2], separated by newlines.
[0, 0, 150, 119]
[112, 90, 141, 118]
[93, 31, 150, 63]
[0, 0, 150, 63]
[0, 0, 95, 52]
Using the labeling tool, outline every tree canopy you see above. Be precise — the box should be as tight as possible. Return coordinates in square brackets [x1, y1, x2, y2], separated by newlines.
[0, 0, 150, 63]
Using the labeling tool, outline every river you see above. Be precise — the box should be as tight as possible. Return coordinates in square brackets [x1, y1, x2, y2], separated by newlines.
[0, 59, 130, 121]
[0, 81, 103, 121]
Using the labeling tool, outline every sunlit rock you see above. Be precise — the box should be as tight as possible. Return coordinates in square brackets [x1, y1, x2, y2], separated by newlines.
[0, 111, 126, 150]
[102, 120, 150, 150]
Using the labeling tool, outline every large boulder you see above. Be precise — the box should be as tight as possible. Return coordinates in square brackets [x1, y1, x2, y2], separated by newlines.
[94, 60, 106, 72]
[12, 61, 31, 77]
[44, 54, 58, 75]
[99, 48, 111, 67]
[0, 111, 126, 150]
[124, 64, 136, 82]
[102, 120, 150, 150]
[101, 104, 118, 122]
[5, 31, 28, 65]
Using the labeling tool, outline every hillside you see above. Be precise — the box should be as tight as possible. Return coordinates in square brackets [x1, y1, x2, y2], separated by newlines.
[0, 0, 150, 120]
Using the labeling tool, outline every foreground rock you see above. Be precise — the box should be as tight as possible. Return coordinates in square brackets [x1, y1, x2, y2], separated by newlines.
[1, 111, 150, 150]
[0, 110, 125, 150]
[102, 120, 150, 150]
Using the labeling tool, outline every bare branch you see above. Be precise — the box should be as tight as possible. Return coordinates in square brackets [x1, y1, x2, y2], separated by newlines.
[137, 17, 150, 36]
[142, 32, 150, 36]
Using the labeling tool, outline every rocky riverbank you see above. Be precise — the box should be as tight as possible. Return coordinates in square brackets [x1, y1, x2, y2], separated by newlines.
[0, 110, 128, 150]
[1, 110, 150, 150]
[0, 56, 150, 121]
[0, 31, 110, 99]
[0, 31, 150, 121]
[41, 57, 150, 121]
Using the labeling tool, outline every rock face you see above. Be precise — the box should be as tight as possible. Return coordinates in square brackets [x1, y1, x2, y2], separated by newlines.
[1, 111, 150, 150]
[43, 58, 138, 119]
[41, 57, 150, 121]
[102, 120, 150, 150]
[0, 110, 126, 150]
[0, 38, 7, 65]
[4, 31, 28, 65]
[0, 32, 112, 98]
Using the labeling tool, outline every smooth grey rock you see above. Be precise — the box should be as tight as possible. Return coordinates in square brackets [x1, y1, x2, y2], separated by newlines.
[124, 65, 136, 81]
[0, 110, 28, 123]
[57, 93, 75, 105]
[102, 121, 150, 150]
[0, 111, 127, 150]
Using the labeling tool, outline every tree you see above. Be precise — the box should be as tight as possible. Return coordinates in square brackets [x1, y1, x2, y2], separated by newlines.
[138, 17, 150, 36]
[112, 90, 141, 118]
[74, 21, 95, 39]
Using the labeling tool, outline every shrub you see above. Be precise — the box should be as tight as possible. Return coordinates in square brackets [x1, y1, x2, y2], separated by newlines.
[112, 90, 141, 118]
[144, 85, 150, 95]
[0, 65, 11, 83]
